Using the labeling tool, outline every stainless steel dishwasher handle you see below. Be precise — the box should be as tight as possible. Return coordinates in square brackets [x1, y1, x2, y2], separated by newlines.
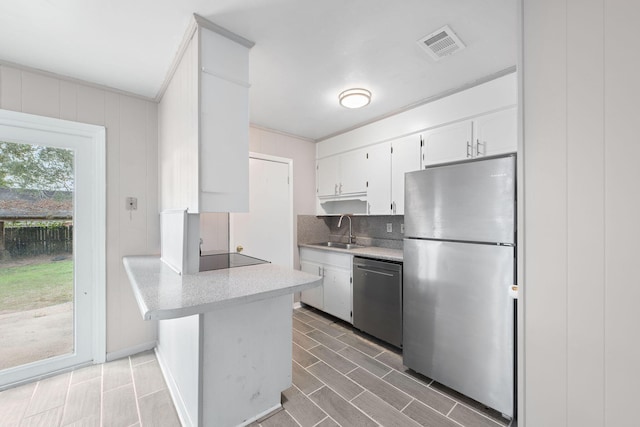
[355, 265, 395, 277]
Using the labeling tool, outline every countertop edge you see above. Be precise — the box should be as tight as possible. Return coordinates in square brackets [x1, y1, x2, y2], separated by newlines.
[145, 279, 321, 321]
[122, 257, 154, 320]
[123, 256, 322, 321]
[298, 243, 403, 262]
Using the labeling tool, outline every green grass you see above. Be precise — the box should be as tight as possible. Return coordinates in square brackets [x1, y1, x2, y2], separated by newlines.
[0, 260, 73, 313]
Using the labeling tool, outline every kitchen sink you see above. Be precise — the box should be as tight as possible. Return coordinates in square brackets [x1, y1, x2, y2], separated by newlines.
[312, 242, 365, 250]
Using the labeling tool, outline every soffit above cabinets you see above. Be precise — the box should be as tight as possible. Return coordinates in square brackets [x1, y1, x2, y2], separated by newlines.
[0, 0, 516, 141]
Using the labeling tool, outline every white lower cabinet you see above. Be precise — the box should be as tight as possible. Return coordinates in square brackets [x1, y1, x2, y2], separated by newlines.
[300, 260, 324, 310]
[321, 266, 352, 323]
[299, 248, 352, 323]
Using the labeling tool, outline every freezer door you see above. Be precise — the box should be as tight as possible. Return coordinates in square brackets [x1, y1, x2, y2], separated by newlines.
[404, 155, 515, 244]
[403, 238, 514, 417]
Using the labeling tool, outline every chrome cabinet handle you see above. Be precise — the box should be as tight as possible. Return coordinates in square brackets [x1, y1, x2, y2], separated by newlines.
[476, 139, 484, 157]
[466, 141, 472, 158]
[334, 183, 338, 195]
[339, 183, 343, 194]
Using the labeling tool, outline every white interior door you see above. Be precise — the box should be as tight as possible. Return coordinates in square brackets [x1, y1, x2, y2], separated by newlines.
[230, 154, 292, 268]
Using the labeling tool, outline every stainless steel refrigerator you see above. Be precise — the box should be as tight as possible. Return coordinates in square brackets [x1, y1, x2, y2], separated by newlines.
[403, 154, 516, 418]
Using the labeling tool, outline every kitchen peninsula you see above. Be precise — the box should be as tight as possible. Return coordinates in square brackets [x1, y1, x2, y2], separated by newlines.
[123, 255, 322, 427]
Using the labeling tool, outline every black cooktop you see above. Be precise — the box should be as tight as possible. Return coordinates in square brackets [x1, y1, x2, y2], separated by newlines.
[199, 252, 269, 272]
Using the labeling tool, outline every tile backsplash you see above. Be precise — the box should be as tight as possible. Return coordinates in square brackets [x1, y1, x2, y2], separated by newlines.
[297, 215, 404, 250]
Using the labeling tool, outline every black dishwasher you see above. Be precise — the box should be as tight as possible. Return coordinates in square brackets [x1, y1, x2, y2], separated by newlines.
[352, 257, 403, 348]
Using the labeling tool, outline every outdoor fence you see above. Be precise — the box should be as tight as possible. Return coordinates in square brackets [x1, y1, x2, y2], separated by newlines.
[3, 226, 73, 257]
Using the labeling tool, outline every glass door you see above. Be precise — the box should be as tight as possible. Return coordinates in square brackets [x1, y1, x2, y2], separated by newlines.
[0, 142, 76, 371]
[0, 110, 105, 388]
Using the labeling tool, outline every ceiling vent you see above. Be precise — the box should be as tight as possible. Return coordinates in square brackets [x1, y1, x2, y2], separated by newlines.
[417, 25, 466, 61]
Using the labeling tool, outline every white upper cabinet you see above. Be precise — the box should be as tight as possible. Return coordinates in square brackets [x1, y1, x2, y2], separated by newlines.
[391, 134, 422, 215]
[317, 155, 341, 198]
[314, 75, 517, 215]
[422, 107, 517, 167]
[199, 71, 249, 209]
[366, 142, 392, 215]
[317, 148, 368, 199]
[198, 26, 252, 212]
[340, 148, 368, 195]
[159, 16, 253, 213]
[473, 108, 518, 157]
[422, 121, 474, 167]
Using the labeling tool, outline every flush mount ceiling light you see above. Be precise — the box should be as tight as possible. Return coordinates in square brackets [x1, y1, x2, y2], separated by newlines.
[339, 88, 371, 109]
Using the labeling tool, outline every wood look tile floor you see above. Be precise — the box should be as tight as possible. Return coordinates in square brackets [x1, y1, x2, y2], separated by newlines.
[0, 306, 515, 427]
[0, 350, 180, 427]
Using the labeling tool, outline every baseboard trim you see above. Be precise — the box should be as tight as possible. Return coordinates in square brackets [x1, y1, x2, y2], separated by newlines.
[239, 403, 282, 426]
[155, 346, 194, 427]
[106, 341, 156, 362]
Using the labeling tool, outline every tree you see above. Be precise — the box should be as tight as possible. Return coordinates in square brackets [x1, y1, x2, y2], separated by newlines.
[0, 141, 73, 193]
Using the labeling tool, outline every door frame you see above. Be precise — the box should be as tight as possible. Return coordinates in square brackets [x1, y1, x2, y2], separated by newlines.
[229, 152, 294, 269]
[0, 109, 106, 388]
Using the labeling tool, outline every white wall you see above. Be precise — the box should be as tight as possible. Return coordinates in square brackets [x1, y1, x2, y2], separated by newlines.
[249, 126, 316, 269]
[522, 0, 640, 425]
[0, 65, 159, 356]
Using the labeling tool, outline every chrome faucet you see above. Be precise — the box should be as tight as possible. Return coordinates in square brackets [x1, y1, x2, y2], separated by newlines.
[338, 214, 354, 244]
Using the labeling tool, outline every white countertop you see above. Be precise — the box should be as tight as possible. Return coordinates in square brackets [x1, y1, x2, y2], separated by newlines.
[123, 256, 322, 321]
[298, 243, 403, 262]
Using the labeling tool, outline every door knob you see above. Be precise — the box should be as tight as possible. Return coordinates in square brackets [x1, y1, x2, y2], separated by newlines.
[236, 245, 243, 253]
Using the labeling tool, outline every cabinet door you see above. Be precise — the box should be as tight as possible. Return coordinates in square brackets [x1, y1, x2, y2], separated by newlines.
[317, 156, 340, 198]
[300, 260, 324, 309]
[391, 134, 421, 215]
[473, 108, 517, 157]
[366, 142, 391, 215]
[322, 266, 352, 323]
[200, 71, 249, 211]
[339, 148, 368, 195]
[422, 121, 473, 167]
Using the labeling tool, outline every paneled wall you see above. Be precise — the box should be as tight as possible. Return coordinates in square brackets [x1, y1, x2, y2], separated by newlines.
[158, 31, 198, 212]
[0, 65, 159, 356]
[522, 0, 640, 425]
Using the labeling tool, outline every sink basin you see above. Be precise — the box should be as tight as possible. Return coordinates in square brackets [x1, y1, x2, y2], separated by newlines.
[312, 242, 365, 250]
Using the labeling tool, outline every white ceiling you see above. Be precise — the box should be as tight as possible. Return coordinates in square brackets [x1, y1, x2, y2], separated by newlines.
[0, 0, 516, 141]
